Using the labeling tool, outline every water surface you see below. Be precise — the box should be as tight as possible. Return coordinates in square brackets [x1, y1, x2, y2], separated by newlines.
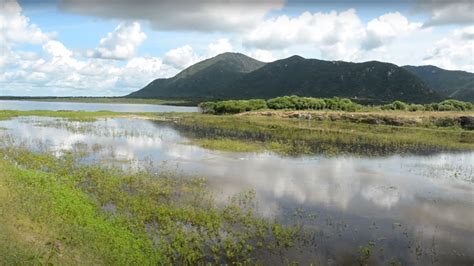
[0, 116, 473, 265]
[0, 100, 198, 112]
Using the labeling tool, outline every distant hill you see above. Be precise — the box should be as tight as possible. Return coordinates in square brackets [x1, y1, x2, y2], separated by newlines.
[128, 52, 265, 99]
[127, 52, 442, 104]
[403, 65, 474, 103]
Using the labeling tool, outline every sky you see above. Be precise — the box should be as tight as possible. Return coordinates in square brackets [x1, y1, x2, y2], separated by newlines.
[0, 0, 473, 96]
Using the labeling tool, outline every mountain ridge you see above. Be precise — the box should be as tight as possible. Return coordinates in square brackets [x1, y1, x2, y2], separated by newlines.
[127, 52, 467, 103]
[402, 65, 474, 102]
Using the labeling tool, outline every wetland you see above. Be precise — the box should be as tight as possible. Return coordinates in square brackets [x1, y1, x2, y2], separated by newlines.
[0, 101, 473, 265]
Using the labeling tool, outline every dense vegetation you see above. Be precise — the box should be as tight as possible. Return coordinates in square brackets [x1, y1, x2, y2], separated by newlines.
[403, 65, 474, 102]
[199, 96, 474, 114]
[127, 53, 441, 103]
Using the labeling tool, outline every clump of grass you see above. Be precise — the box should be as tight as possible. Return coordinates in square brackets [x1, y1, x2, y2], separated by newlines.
[0, 146, 306, 264]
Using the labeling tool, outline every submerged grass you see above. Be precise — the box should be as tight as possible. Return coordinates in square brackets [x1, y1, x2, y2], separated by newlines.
[0, 145, 306, 264]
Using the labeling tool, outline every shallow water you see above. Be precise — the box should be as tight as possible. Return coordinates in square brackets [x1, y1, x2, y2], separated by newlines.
[0, 100, 198, 112]
[0, 116, 473, 265]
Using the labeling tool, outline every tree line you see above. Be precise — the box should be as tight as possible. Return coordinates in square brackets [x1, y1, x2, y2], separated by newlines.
[199, 96, 474, 114]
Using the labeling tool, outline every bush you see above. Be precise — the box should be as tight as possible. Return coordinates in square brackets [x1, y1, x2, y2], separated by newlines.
[436, 99, 473, 111]
[408, 104, 425, 112]
[203, 99, 267, 114]
[198, 102, 217, 113]
[381, 100, 409, 111]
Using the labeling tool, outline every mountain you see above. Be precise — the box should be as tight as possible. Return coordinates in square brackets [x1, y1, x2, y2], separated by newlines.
[127, 53, 442, 104]
[127, 52, 266, 99]
[226, 56, 439, 103]
[403, 65, 474, 102]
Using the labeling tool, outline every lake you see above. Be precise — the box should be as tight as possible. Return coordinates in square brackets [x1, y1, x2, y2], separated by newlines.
[1, 116, 473, 265]
[0, 100, 198, 112]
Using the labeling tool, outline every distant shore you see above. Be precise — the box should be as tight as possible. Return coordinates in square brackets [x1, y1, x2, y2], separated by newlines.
[0, 96, 197, 106]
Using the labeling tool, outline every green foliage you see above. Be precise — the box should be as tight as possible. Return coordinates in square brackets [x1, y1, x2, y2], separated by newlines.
[381, 100, 409, 111]
[202, 96, 362, 114]
[200, 99, 267, 114]
[437, 99, 473, 111]
[202, 97, 474, 115]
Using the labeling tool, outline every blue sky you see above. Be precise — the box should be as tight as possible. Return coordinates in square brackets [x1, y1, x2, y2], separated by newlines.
[1, 0, 473, 96]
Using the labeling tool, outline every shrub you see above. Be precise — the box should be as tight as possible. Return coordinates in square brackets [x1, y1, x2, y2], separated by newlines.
[381, 100, 408, 111]
[204, 99, 267, 114]
[408, 104, 425, 112]
[198, 102, 217, 114]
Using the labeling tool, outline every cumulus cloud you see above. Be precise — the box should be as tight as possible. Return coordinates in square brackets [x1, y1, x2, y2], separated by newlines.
[243, 9, 424, 60]
[163, 38, 234, 70]
[362, 12, 422, 50]
[423, 26, 474, 72]
[87, 22, 147, 60]
[58, 0, 283, 32]
[244, 9, 364, 52]
[248, 49, 275, 62]
[162, 45, 199, 69]
[207, 38, 233, 57]
[416, 0, 474, 26]
[0, 0, 53, 47]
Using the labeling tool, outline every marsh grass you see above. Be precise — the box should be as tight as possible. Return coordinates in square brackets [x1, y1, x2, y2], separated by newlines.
[0, 145, 308, 264]
[1, 110, 473, 156]
[169, 114, 474, 156]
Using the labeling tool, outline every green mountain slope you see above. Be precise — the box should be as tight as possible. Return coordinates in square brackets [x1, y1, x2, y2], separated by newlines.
[127, 52, 266, 99]
[403, 65, 474, 102]
[127, 53, 442, 103]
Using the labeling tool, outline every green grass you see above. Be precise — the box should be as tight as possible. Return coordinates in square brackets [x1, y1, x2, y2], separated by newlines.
[0, 160, 154, 264]
[170, 114, 474, 156]
[0, 147, 304, 264]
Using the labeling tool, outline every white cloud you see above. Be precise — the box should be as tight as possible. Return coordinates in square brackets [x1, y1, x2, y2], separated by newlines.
[207, 38, 233, 57]
[58, 0, 284, 32]
[162, 45, 199, 70]
[362, 12, 422, 50]
[0, 0, 52, 47]
[243, 9, 425, 61]
[88, 22, 147, 60]
[244, 9, 364, 52]
[117, 57, 177, 89]
[248, 49, 275, 62]
[423, 26, 474, 72]
[43, 40, 73, 58]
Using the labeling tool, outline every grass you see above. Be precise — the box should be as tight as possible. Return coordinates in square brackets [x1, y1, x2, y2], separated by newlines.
[168, 114, 474, 156]
[0, 146, 306, 264]
[0, 110, 473, 156]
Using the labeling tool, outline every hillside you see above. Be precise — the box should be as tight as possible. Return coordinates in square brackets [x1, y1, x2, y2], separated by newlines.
[127, 52, 266, 99]
[127, 53, 442, 103]
[403, 65, 474, 102]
